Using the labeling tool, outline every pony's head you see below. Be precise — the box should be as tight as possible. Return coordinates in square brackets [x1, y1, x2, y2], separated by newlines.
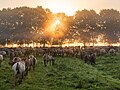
[29, 55, 34, 59]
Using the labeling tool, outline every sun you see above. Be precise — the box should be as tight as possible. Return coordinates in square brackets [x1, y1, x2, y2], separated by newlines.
[50, 19, 61, 33]
[53, 19, 60, 27]
[43, 17, 67, 39]
[55, 20, 60, 25]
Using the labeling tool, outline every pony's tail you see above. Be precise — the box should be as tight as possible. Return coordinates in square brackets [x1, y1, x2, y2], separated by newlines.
[16, 63, 20, 74]
[33, 58, 36, 65]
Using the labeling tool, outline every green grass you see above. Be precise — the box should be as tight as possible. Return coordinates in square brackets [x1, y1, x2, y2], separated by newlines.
[95, 53, 120, 80]
[0, 55, 120, 90]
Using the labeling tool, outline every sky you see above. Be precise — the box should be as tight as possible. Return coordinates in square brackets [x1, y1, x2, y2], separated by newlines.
[0, 0, 120, 16]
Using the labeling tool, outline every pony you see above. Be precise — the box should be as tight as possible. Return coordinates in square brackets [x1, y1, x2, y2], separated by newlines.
[100, 48, 107, 56]
[108, 48, 116, 56]
[0, 54, 3, 67]
[9, 57, 21, 67]
[84, 52, 96, 65]
[43, 53, 55, 67]
[27, 55, 37, 70]
[0, 51, 6, 56]
[12, 59, 26, 85]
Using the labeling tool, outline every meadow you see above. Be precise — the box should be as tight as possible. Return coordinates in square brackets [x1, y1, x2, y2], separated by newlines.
[0, 54, 120, 90]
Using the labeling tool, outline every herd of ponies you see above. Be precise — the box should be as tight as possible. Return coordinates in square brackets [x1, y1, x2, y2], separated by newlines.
[0, 46, 118, 85]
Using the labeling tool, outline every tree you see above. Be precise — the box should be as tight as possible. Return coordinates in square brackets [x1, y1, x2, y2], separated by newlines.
[73, 9, 99, 46]
[99, 9, 120, 45]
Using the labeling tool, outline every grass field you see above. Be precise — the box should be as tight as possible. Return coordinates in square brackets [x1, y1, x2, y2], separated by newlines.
[0, 54, 120, 90]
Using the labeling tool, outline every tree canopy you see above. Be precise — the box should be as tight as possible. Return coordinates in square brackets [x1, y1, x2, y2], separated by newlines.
[0, 7, 120, 46]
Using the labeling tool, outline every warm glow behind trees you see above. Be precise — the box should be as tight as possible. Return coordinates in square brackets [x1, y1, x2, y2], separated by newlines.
[0, 7, 120, 46]
[43, 13, 68, 40]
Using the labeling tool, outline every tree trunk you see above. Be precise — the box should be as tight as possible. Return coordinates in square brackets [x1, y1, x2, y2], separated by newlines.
[83, 41, 86, 49]
[43, 43, 45, 47]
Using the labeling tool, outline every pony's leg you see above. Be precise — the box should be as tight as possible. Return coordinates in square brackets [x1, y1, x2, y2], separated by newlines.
[84, 59, 87, 63]
[26, 70, 28, 76]
[44, 60, 47, 67]
[22, 72, 26, 81]
[28, 65, 31, 71]
[90, 61, 92, 65]
[25, 69, 28, 76]
[18, 74, 22, 85]
[52, 60, 55, 65]
[93, 59, 96, 65]
[49, 60, 51, 65]
[33, 65, 36, 71]
[14, 75, 18, 85]
[47, 60, 49, 64]
[22, 72, 24, 79]
[0, 61, 1, 67]
[32, 65, 35, 71]
[49, 60, 52, 65]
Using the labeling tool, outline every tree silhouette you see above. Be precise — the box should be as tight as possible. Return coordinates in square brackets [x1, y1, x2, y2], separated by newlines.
[0, 7, 120, 46]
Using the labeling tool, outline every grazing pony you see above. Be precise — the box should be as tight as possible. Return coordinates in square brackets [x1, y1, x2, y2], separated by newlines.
[0, 54, 3, 67]
[108, 48, 116, 56]
[12, 59, 26, 85]
[0, 51, 6, 56]
[84, 52, 96, 65]
[28, 55, 37, 70]
[100, 49, 107, 56]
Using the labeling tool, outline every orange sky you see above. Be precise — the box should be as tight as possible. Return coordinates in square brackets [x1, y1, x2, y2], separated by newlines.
[0, 0, 120, 16]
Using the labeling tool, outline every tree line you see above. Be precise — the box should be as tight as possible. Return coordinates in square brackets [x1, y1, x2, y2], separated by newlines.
[0, 6, 120, 46]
